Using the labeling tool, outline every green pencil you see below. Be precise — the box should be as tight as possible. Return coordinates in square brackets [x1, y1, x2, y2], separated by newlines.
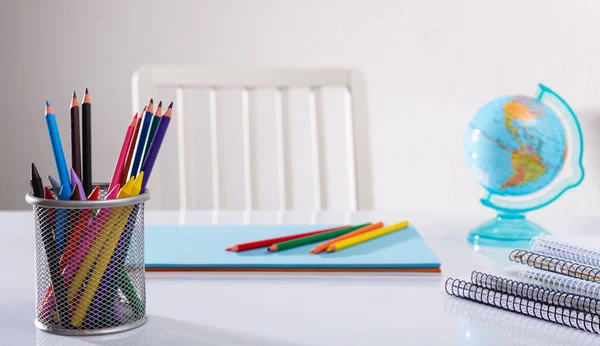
[141, 101, 163, 164]
[268, 223, 371, 252]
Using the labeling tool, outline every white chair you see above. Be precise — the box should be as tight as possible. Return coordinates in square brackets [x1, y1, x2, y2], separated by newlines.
[132, 65, 373, 212]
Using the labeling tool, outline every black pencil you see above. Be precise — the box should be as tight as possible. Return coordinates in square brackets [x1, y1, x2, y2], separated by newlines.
[82, 88, 92, 195]
[30, 163, 44, 198]
[70, 91, 82, 180]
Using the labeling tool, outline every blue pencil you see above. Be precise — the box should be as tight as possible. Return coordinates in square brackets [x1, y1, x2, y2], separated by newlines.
[45, 101, 71, 255]
[128, 99, 154, 178]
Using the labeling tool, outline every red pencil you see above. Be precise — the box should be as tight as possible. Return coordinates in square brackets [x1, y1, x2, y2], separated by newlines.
[226, 225, 351, 252]
[58, 185, 100, 270]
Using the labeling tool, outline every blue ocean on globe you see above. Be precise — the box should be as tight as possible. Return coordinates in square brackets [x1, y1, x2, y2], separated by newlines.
[464, 95, 566, 196]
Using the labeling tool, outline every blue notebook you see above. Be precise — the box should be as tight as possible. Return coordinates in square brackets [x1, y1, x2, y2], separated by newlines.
[145, 224, 441, 273]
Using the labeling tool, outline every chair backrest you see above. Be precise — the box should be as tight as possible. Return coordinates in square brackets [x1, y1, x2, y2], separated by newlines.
[132, 65, 373, 211]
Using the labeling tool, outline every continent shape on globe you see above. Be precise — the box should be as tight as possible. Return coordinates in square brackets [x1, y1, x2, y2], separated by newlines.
[465, 95, 566, 196]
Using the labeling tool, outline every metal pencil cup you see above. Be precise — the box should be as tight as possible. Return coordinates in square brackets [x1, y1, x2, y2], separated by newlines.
[25, 186, 150, 336]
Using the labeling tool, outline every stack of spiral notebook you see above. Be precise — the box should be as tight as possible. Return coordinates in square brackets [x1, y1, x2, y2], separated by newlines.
[445, 236, 600, 334]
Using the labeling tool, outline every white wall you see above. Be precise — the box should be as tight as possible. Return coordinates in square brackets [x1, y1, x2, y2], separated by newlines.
[2, 0, 600, 220]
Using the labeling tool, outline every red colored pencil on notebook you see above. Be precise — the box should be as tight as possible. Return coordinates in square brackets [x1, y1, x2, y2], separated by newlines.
[226, 225, 351, 252]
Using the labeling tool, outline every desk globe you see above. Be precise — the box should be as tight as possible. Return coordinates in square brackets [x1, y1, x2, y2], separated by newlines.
[464, 84, 584, 247]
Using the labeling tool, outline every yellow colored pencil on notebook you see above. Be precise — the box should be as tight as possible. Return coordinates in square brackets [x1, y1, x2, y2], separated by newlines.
[326, 221, 409, 253]
[71, 173, 144, 327]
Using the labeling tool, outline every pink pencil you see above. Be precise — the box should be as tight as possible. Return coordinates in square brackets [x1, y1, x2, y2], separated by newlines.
[39, 184, 121, 319]
[109, 114, 137, 191]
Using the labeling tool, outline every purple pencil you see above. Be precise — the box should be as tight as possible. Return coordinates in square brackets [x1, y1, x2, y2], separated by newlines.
[140, 102, 172, 190]
[70, 168, 86, 200]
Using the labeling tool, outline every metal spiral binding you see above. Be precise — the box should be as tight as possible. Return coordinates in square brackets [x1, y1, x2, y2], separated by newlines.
[518, 268, 600, 300]
[530, 237, 600, 268]
[445, 278, 600, 334]
[509, 249, 600, 283]
[471, 271, 600, 315]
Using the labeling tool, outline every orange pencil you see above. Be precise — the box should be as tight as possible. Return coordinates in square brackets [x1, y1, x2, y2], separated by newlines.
[310, 222, 384, 254]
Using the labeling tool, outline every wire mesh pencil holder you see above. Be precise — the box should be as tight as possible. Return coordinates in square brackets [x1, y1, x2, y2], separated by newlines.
[25, 186, 150, 336]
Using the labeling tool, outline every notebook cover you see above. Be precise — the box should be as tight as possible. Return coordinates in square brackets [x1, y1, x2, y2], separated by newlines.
[144, 224, 441, 272]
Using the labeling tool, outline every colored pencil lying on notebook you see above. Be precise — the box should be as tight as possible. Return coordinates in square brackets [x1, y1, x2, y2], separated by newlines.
[310, 222, 384, 254]
[226, 225, 352, 252]
[268, 223, 371, 252]
[326, 221, 409, 253]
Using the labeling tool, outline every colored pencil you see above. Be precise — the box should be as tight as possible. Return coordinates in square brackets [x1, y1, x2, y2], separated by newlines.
[39, 185, 115, 318]
[45, 101, 71, 199]
[128, 99, 153, 179]
[38, 186, 57, 318]
[326, 221, 409, 253]
[121, 107, 144, 187]
[60, 185, 98, 270]
[65, 184, 121, 306]
[268, 223, 371, 252]
[140, 102, 172, 190]
[72, 173, 144, 327]
[46, 101, 72, 257]
[141, 101, 162, 164]
[310, 222, 384, 254]
[40, 185, 100, 315]
[69, 169, 86, 200]
[30, 163, 44, 198]
[39, 186, 70, 326]
[109, 113, 137, 191]
[48, 175, 60, 197]
[227, 225, 351, 252]
[82, 88, 92, 195]
[70, 91, 82, 179]
[88, 172, 144, 325]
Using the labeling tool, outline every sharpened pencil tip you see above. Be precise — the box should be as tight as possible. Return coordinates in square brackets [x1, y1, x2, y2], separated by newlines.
[158, 101, 162, 107]
[168, 102, 173, 108]
[85, 88, 88, 94]
[73, 91, 77, 98]
[150, 98, 153, 104]
[45, 100, 50, 107]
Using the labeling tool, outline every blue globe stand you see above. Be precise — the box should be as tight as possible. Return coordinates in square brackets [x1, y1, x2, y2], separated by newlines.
[466, 84, 584, 248]
[467, 214, 549, 248]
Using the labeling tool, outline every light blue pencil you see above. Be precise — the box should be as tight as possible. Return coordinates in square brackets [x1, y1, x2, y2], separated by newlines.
[45, 101, 71, 254]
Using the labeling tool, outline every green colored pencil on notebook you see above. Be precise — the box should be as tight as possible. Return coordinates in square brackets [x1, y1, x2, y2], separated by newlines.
[268, 223, 371, 252]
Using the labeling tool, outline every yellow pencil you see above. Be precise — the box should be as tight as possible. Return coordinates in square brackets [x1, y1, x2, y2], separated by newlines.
[326, 221, 409, 253]
[71, 173, 143, 326]
[67, 176, 136, 304]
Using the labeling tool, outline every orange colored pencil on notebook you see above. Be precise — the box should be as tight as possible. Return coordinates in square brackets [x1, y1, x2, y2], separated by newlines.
[310, 222, 384, 254]
[226, 225, 351, 252]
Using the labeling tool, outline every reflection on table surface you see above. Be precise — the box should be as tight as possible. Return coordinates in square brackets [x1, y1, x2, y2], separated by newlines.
[35, 314, 301, 346]
[444, 297, 600, 346]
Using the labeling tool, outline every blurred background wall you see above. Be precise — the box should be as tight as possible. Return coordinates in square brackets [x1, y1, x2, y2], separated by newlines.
[2, 0, 600, 219]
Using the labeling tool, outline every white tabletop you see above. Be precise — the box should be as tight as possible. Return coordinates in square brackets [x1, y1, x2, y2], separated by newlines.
[2, 210, 600, 345]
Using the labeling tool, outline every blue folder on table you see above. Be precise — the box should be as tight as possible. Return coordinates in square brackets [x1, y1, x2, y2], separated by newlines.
[145, 224, 441, 273]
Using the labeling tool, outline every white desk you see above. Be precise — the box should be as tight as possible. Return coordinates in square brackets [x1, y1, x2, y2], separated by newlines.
[2, 210, 600, 345]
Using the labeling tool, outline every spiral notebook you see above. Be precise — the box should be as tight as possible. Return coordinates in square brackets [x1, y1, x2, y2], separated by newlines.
[445, 272, 600, 334]
[144, 224, 441, 273]
[445, 236, 600, 334]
